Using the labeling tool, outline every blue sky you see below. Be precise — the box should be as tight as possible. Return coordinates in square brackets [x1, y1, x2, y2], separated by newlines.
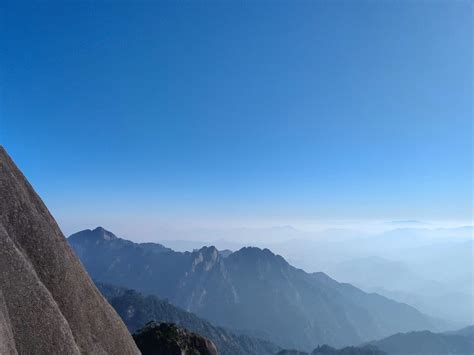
[1, 1, 472, 236]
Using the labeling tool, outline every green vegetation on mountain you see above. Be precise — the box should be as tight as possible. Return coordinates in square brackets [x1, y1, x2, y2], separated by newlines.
[133, 321, 218, 355]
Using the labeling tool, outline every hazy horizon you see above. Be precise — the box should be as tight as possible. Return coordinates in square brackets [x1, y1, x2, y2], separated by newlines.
[59, 218, 473, 244]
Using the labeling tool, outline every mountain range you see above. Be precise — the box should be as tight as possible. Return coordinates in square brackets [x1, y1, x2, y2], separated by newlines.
[69, 227, 441, 350]
[98, 281, 474, 355]
[97, 282, 280, 355]
[367, 326, 474, 355]
[278, 345, 385, 355]
[256, 227, 473, 325]
[327, 255, 473, 326]
[276, 326, 474, 355]
[1, 143, 470, 355]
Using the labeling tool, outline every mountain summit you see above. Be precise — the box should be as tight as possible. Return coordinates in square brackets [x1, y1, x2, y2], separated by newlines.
[0, 146, 139, 354]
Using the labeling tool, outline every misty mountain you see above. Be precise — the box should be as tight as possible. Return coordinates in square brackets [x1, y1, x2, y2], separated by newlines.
[69, 228, 440, 350]
[328, 256, 434, 292]
[70, 227, 173, 260]
[325, 252, 473, 325]
[97, 283, 280, 355]
[262, 228, 473, 325]
[278, 326, 474, 355]
[311, 345, 385, 354]
[445, 326, 474, 337]
[368, 326, 474, 355]
[155, 225, 308, 249]
[278, 344, 385, 354]
[0, 146, 139, 354]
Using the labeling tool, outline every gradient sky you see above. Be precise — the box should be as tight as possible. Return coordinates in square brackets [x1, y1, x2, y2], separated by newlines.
[1, 0, 472, 236]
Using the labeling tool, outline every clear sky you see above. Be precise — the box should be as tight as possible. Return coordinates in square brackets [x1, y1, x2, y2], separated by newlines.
[1, 0, 472, 236]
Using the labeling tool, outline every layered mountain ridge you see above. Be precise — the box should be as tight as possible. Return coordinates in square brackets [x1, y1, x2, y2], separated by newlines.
[97, 282, 279, 355]
[367, 326, 474, 355]
[69, 227, 440, 350]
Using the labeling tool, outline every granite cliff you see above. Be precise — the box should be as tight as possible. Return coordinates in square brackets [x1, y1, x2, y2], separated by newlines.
[0, 146, 139, 354]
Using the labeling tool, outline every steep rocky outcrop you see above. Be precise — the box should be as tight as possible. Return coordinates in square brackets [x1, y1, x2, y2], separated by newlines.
[0, 146, 139, 354]
[133, 321, 218, 355]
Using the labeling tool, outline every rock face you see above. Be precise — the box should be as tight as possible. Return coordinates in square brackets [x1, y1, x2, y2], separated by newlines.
[133, 321, 219, 355]
[0, 146, 139, 354]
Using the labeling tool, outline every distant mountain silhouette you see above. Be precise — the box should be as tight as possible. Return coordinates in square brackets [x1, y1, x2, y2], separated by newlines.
[311, 345, 385, 354]
[327, 253, 472, 324]
[133, 321, 218, 355]
[277, 350, 312, 355]
[0, 146, 139, 354]
[97, 283, 280, 355]
[444, 325, 474, 337]
[69, 226, 172, 260]
[279, 330, 474, 355]
[277, 344, 385, 355]
[70, 228, 439, 350]
[368, 326, 474, 355]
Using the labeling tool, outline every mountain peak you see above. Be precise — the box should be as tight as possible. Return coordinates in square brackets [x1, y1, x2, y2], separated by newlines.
[93, 226, 118, 240]
[238, 246, 274, 255]
[197, 245, 219, 256]
[69, 226, 118, 242]
[191, 246, 220, 271]
[233, 246, 285, 262]
[227, 246, 289, 271]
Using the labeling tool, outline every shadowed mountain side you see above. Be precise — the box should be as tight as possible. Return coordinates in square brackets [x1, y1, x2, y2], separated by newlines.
[277, 344, 385, 354]
[70, 228, 440, 350]
[325, 254, 473, 325]
[0, 146, 139, 354]
[97, 283, 280, 355]
[444, 326, 474, 337]
[368, 326, 474, 355]
[278, 330, 474, 355]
